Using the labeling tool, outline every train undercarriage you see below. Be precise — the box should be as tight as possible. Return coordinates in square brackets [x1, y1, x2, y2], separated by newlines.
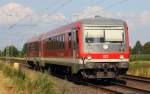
[27, 60, 128, 81]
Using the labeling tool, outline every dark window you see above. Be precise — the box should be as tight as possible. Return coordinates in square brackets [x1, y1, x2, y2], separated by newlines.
[52, 37, 54, 49]
[45, 38, 52, 50]
[54, 37, 56, 49]
[58, 36, 60, 49]
[73, 31, 79, 50]
[45, 34, 65, 51]
[68, 32, 71, 48]
[62, 34, 65, 48]
[31, 42, 39, 51]
[58, 35, 61, 49]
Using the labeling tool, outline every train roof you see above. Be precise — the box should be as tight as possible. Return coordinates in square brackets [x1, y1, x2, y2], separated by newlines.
[26, 17, 126, 43]
[80, 16, 125, 25]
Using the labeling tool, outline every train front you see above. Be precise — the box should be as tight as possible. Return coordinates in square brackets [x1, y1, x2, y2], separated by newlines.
[78, 18, 130, 79]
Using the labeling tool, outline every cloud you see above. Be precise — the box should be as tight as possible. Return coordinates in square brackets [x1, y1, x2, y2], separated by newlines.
[0, 2, 67, 49]
[0, 3, 33, 25]
[73, 5, 150, 25]
[0, 2, 66, 26]
[72, 6, 113, 20]
[39, 12, 66, 24]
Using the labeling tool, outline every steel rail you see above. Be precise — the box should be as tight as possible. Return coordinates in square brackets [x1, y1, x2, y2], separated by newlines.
[77, 80, 123, 94]
[111, 82, 150, 94]
[121, 75, 150, 83]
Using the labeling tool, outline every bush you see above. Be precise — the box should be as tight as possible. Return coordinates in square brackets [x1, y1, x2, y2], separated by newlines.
[130, 54, 150, 61]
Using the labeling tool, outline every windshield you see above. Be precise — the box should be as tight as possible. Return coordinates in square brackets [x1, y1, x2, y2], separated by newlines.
[83, 25, 126, 52]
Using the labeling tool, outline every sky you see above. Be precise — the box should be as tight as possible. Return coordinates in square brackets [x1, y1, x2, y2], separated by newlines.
[0, 0, 150, 50]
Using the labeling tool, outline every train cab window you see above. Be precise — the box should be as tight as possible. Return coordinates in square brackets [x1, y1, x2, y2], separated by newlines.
[68, 32, 71, 48]
[85, 30, 104, 43]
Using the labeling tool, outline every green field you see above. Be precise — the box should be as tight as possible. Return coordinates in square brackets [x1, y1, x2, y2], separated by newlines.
[127, 61, 150, 77]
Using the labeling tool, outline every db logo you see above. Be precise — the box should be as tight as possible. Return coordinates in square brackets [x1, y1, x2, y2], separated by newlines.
[103, 55, 109, 59]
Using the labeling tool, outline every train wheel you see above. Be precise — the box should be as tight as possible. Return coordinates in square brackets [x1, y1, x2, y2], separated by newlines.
[33, 64, 38, 71]
[34, 63, 40, 71]
[40, 66, 45, 73]
[72, 71, 84, 82]
[48, 66, 52, 75]
[31, 64, 34, 69]
[27, 61, 34, 69]
[65, 67, 71, 81]
[77, 72, 84, 81]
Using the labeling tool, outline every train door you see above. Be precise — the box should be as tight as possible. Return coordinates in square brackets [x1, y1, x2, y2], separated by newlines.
[72, 28, 78, 59]
[68, 28, 78, 59]
[71, 28, 79, 73]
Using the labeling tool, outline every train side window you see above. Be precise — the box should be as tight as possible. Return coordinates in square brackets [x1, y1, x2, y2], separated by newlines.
[48, 38, 52, 50]
[62, 34, 65, 48]
[54, 37, 56, 49]
[58, 35, 62, 49]
[56, 36, 58, 49]
[60, 35, 63, 49]
[68, 32, 71, 48]
[57, 36, 59, 49]
[51, 37, 54, 49]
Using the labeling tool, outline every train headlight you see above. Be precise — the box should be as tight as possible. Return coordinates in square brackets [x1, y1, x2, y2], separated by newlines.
[120, 55, 124, 59]
[87, 56, 92, 60]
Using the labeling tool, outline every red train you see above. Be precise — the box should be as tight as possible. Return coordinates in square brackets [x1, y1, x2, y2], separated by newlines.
[26, 17, 130, 80]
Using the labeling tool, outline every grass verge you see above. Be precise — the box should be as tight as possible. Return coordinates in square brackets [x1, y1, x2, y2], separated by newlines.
[0, 62, 56, 94]
[128, 61, 150, 77]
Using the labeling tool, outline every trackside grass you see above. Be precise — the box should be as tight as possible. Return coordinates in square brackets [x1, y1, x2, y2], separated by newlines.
[128, 61, 150, 77]
[0, 61, 56, 94]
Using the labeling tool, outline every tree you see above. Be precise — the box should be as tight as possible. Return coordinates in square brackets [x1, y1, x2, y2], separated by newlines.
[142, 42, 150, 54]
[3, 45, 19, 57]
[0, 50, 2, 57]
[131, 41, 142, 54]
[21, 43, 27, 57]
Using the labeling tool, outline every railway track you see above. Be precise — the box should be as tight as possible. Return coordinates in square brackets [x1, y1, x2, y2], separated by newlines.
[0, 58, 150, 94]
[75, 79, 150, 94]
[108, 82, 150, 94]
[121, 75, 150, 83]
[76, 80, 123, 94]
